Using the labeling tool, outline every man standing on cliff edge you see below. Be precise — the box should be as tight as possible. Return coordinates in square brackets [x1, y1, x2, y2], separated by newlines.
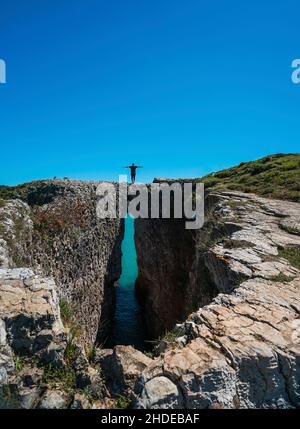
[123, 163, 143, 183]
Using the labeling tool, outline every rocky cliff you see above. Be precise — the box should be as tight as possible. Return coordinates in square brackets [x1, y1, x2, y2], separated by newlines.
[132, 191, 300, 408]
[134, 214, 219, 339]
[1, 179, 300, 409]
[0, 180, 125, 409]
[0, 180, 124, 346]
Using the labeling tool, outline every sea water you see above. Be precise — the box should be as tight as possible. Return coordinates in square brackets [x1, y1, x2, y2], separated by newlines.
[109, 215, 145, 350]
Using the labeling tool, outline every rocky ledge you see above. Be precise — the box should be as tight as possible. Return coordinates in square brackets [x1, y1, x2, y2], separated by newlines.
[0, 180, 124, 346]
[132, 191, 300, 408]
[0, 186, 300, 409]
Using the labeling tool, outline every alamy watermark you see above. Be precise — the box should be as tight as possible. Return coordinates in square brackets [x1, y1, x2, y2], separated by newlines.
[0, 59, 6, 84]
[291, 59, 300, 84]
[96, 176, 205, 230]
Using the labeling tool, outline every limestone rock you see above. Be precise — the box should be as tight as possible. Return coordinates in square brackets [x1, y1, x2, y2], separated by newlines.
[38, 389, 70, 409]
[0, 200, 33, 269]
[70, 392, 91, 409]
[0, 181, 124, 347]
[0, 319, 14, 384]
[134, 191, 300, 409]
[0, 268, 66, 364]
[135, 376, 184, 409]
[97, 345, 153, 396]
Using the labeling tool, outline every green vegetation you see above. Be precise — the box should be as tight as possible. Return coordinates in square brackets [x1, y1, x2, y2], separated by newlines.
[57, 298, 82, 385]
[59, 299, 73, 326]
[199, 153, 300, 202]
[269, 273, 294, 283]
[82, 386, 94, 407]
[222, 238, 255, 249]
[159, 325, 185, 345]
[197, 207, 228, 253]
[278, 247, 300, 270]
[0, 184, 26, 201]
[64, 328, 80, 366]
[14, 355, 24, 371]
[279, 223, 300, 236]
[0, 385, 21, 409]
[143, 350, 154, 359]
[41, 320, 80, 390]
[116, 395, 132, 409]
[43, 364, 76, 390]
[86, 346, 97, 364]
[59, 299, 81, 366]
[0, 198, 7, 208]
[0, 182, 61, 205]
[37, 310, 80, 392]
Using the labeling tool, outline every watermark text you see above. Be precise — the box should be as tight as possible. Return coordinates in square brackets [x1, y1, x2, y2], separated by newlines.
[291, 59, 300, 84]
[96, 176, 205, 230]
[0, 59, 6, 84]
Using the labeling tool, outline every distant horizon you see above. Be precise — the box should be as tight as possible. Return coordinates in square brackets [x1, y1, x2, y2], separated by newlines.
[1, 151, 298, 186]
[1, 1, 299, 185]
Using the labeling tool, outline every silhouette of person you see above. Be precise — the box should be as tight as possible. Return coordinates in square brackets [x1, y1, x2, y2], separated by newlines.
[123, 163, 143, 183]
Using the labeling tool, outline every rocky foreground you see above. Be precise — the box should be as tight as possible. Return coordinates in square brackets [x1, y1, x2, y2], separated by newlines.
[0, 182, 300, 408]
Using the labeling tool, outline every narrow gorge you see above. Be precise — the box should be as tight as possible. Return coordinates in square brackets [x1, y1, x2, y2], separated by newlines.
[0, 177, 300, 409]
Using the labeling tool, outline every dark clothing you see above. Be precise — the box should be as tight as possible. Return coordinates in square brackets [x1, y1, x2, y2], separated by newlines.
[129, 166, 137, 183]
[124, 164, 142, 183]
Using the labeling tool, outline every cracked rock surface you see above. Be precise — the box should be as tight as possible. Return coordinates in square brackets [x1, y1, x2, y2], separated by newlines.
[134, 191, 300, 409]
[1, 187, 300, 409]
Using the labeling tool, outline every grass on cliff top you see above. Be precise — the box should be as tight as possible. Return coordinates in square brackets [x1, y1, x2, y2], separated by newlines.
[198, 153, 300, 202]
[1, 153, 299, 203]
[279, 247, 300, 270]
[0, 198, 7, 208]
[0, 181, 62, 205]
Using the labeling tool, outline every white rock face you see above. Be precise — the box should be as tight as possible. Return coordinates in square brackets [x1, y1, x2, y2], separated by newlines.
[0, 200, 33, 269]
[136, 376, 184, 409]
[0, 319, 14, 383]
[0, 268, 66, 364]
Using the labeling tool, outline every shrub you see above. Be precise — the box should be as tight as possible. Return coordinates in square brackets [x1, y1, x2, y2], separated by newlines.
[199, 153, 300, 202]
[116, 395, 132, 409]
[14, 355, 24, 371]
[59, 299, 73, 326]
[64, 326, 80, 366]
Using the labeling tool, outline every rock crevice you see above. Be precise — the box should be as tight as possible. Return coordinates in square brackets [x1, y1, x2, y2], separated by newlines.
[133, 191, 300, 409]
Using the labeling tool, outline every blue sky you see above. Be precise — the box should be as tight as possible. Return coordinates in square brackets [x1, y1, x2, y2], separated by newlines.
[0, 0, 299, 184]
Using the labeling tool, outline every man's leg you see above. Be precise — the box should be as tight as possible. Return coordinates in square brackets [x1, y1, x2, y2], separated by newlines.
[132, 173, 136, 183]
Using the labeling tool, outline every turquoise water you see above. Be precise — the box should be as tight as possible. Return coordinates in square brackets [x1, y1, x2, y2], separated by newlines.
[109, 216, 145, 350]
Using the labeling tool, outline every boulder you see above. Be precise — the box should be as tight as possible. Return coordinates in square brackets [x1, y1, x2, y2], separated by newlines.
[135, 376, 184, 409]
[38, 389, 70, 409]
[96, 345, 153, 396]
[0, 268, 66, 365]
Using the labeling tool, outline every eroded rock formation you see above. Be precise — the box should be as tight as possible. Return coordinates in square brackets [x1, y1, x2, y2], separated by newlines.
[1, 181, 300, 409]
[0, 180, 124, 345]
[0, 180, 123, 409]
[133, 191, 300, 408]
[134, 194, 226, 338]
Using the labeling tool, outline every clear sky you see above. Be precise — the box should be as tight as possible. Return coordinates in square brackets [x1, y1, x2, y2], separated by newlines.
[0, 0, 299, 185]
